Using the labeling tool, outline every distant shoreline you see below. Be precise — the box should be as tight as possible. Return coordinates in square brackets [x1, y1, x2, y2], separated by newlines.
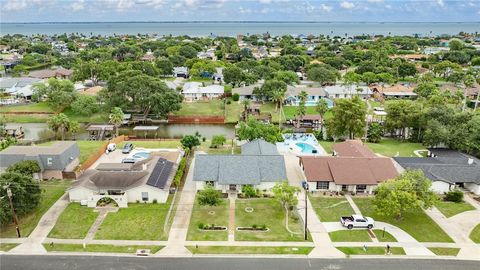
[2, 21, 479, 24]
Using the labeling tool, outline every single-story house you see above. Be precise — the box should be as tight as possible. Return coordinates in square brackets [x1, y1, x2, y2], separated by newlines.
[173, 66, 189, 78]
[182, 82, 224, 102]
[394, 148, 480, 195]
[0, 141, 80, 179]
[300, 156, 399, 194]
[28, 68, 73, 79]
[193, 139, 287, 193]
[232, 82, 264, 101]
[0, 77, 43, 100]
[440, 83, 479, 103]
[324, 84, 372, 99]
[68, 152, 181, 207]
[285, 85, 332, 107]
[332, 140, 377, 158]
[371, 83, 417, 99]
[79, 86, 103, 96]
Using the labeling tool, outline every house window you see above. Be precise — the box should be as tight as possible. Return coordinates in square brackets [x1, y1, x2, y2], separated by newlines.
[356, 185, 367, 193]
[47, 157, 53, 166]
[316, 181, 329, 190]
[141, 192, 148, 201]
[341, 185, 348, 191]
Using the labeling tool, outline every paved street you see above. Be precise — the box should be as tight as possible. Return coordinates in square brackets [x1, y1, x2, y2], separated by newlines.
[1, 255, 480, 270]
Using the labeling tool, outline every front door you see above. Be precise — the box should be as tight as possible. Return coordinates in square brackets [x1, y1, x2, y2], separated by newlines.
[229, 184, 237, 191]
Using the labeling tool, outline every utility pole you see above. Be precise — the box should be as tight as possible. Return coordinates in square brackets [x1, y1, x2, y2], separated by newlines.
[5, 186, 21, 238]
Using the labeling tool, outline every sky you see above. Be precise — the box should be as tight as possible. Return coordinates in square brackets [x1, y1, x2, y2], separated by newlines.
[0, 0, 479, 23]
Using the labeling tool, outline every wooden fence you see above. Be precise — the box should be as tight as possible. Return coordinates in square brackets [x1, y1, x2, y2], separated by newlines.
[168, 115, 225, 124]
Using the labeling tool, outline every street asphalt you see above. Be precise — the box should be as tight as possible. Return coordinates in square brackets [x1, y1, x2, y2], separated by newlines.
[1, 255, 479, 270]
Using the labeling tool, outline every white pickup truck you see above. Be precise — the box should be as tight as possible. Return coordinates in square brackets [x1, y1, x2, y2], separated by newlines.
[340, 214, 375, 229]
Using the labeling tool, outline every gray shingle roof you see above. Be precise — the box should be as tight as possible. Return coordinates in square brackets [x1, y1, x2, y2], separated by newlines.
[241, 139, 279, 155]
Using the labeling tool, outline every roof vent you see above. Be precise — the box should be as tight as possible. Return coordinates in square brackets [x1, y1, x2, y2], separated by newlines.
[467, 158, 474, 165]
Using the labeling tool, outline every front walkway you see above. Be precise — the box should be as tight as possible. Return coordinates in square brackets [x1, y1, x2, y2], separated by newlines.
[84, 208, 118, 240]
[228, 193, 236, 242]
[9, 193, 70, 254]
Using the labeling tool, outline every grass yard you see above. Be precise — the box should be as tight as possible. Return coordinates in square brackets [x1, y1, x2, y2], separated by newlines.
[63, 108, 109, 123]
[198, 140, 240, 155]
[329, 230, 372, 242]
[119, 140, 181, 149]
[0, 243, 19, 252]
[2, 113, 51, 123]
[309, 196, 354, 222]
[187, 198, 229, 241]
[173, 100, 242, 123]
[0, 102, 53, 113]
[48, 203, 99, 239]
[187, 246, 313, 255]
[365, 138, 426, 157]
[43, 244, 163, 254]
[235, 198, 307, 242]
[470, 224, 480, 243]
[0, 180, 70, 238]
[428, 247, 460, 256]
[353, 198, 453, 243]
[372, 229, 397, 242]
[318, 141, 335, 154]
[434, 200, 475, 218]
[94, 196, 173, 240]
[336, 246, 405, 255]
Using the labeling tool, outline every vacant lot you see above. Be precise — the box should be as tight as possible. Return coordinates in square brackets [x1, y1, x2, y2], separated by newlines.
[173, 100, 242, 123]
[1, 180, 70, 238]
[48, 203, 98, 239]
[309, 196, 354, 222]
[235, 198, 307, 242]
[187, 198, 229, 241]
[353, 198, 453, 243]
[434, 200, 475, 218]
[94, 197, 172, 240]
[187, 246, 313, 255]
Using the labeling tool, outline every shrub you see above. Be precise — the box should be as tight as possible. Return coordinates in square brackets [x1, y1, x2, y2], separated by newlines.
[444, 189, 463, 203]
[241, 185, 257, 198]
[232, 93, 240, 101]
[252, 224, 257, 229]
[152, 199, 158, 204]
[261, 224, 267, 230]
[198, 185, 222, 206]
[198, 222, 205, 230]
[210, 135, 226, 148]
[226, 99, 232, 105]
[173, 157, 187, 187]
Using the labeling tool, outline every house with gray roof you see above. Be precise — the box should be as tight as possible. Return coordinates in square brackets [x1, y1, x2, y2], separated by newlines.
[68, 155, 179, 207]
[231, 81, 264, 101]
[193, 139, 287, 192]
[285, 85, 333, 107]
[324, 84, 372, 99]
[0, 141, 80, 179]
[394, 148, 480, 195]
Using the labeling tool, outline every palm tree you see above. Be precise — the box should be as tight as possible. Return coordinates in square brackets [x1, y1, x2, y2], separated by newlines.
[109, 107, 124, 137]
[315, 99, 329, 135]
[241, 99, 251, 121]
[271, 88, 286, 127]
[47, 113, 71, 140]
[295, 91, 308, 128]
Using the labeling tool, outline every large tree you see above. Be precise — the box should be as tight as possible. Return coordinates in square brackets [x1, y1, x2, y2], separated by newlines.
[223, 66, 245, 87]
[71, 95, 98, 116]
[236, 118, 283, 143]
[35, 78, 77, 112]
[47, 113, 77, 140]
[102, 70, 183, 117]
[325, 96, 367, 139]
[373, 170, 438, 220]
[307, 66, 339, 86]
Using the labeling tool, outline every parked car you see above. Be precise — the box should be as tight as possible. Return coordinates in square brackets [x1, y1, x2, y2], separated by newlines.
[122, 143, 133, 154]
[106, 143, 116, 152]
[122, 158, 136, 164]
[340, 214, 375, 229]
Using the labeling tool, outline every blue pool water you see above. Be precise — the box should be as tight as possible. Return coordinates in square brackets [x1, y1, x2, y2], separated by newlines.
[132, 152, 150, 159]
[296, 142, 317, 153]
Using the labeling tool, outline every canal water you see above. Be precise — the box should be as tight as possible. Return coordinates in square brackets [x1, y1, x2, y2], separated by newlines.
[5, 123, 236, 141]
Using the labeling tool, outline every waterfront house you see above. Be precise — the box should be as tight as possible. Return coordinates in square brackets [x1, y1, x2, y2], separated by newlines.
[371, 83, 417, 99]
[232, 81, 264, 101]
[0, 77, 42, 100]
[0, 141, 80, 180]
[324, 84, 372, 99]
[193, 139, 287, 193]
[285, 85, 331, 107]
[182, 82, 224, 102]
[28, 67, 73, 79]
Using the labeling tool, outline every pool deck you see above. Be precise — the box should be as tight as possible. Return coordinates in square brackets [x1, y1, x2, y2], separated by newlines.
[276, 133, 327, 156]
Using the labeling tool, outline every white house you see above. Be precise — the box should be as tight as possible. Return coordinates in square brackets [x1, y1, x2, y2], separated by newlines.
[68, 155, 180, 207]
[324, 84, 372, 99]
[0, 77, 43, 100]
[182, 82, 224, 102]
[284, 85, 333, 107]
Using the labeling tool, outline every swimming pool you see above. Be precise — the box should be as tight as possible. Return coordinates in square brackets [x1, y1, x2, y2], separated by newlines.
[296, 142, 318, 154]
[132, 151, 150, 159]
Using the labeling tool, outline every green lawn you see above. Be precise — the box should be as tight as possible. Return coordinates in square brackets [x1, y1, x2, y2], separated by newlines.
[365, 138, 426, 157]
[329, 230, 372, 242]
[470, 224, 480, 243]
[2, 113, 51, 123]
[0, 102, 53, 113]
[318, 141, 335, 154]
[40, 140, 105, 164]
[187, 246, 313, 255]
[94, 197, 173, 240]
[309, 196, 354, 222]
[428, 247, 460, 256]
[372, 229, 397, 242]
[48, 203, 99, 239]
[187, 198, 229, 241]
[434, 200, 475, 218]
[235, 198, 307, 242]
[173, 100, 242, 123]
[0, 243, 19, 252]
[63, 108, 109, 123]
[336, 246, 405, 255]
[198, 140, 240, 154]
[43, 244, 163, 254]
[353, 198, 453, 243]
[119, 140, 181, 149]
[1, 180, 70, 238]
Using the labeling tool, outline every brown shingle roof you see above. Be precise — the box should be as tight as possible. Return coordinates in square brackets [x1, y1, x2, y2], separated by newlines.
[301, 156, 398, 185]
[332, 140, 377, 158]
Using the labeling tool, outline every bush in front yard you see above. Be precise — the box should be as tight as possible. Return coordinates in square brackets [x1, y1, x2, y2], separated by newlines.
[444, 189, 463, 203]
[232, 93, 240, 101]
[198, 185, 222, 206]
[241, 185, 257, 198]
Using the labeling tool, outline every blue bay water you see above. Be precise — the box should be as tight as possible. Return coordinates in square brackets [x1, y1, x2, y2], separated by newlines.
[1, 22, 479, 37]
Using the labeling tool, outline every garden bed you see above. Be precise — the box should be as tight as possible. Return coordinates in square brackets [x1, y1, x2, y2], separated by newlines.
[237, 226, 269, 232]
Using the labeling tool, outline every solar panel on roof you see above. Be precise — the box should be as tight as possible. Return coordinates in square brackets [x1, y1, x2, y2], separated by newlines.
[146, 158, 173, 189]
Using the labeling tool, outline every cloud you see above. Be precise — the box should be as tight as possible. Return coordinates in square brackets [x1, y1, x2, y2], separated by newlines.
[70, 0, 85, 11]
[320, 4, 333, 12]
[367, 0, 384, 2]
[2, 0, 28, 11]
[340, 1, 354, 9]
[436, 0, 444, 7]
